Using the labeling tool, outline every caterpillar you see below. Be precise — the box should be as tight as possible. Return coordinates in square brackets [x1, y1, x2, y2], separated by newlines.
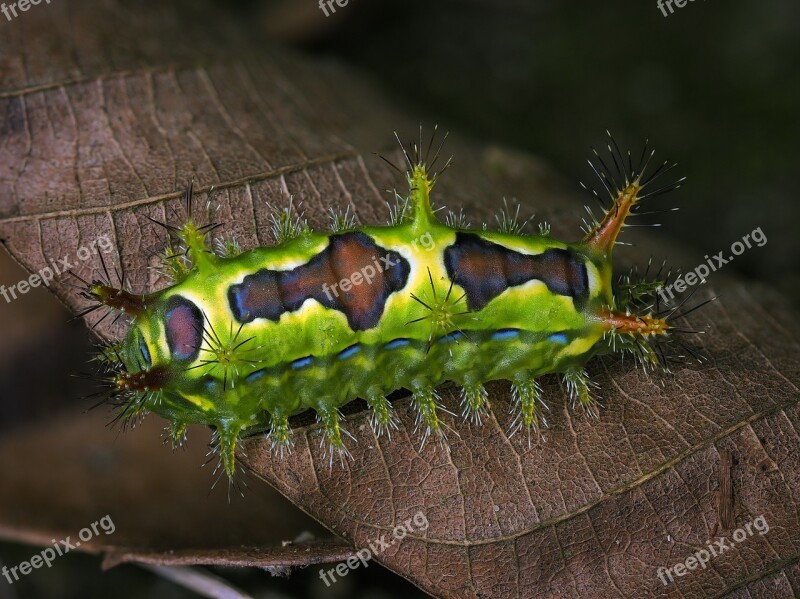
[84, 130, 694, 480]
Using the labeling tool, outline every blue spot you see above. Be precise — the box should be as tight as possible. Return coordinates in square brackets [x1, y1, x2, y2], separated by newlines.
[203, 377, 219, 392]
[246, 369, 267, 383]
[492, 328, 520, 341]
[384, 338, 411, 350]
[438, 331, 464, 343]
[337, 344, 361, 360]
[139, 335, 151, 367]
[291, 356, 314, 370]
[548, 332, 569, 345]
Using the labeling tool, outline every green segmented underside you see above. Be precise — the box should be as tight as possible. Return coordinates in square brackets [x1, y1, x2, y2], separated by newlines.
[88, 132, 687, 478]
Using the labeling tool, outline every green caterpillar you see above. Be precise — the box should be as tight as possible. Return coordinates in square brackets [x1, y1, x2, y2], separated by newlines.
[87, 132, 688, 479]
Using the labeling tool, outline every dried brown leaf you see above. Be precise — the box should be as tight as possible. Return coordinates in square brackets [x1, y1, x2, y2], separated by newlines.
[1, 1, 799, 598]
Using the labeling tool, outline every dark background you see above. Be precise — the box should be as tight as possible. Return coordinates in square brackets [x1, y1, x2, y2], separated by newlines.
[291, 0, 798, 302]
[1, 0, 797, 597]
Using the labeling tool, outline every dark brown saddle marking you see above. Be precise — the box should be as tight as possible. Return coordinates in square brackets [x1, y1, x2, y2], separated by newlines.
[443, 232, 589, 311]
[228, 232, 410, 331]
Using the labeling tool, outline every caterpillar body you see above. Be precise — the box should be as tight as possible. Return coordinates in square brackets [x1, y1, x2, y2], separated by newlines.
[87, 132, 687, 478]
